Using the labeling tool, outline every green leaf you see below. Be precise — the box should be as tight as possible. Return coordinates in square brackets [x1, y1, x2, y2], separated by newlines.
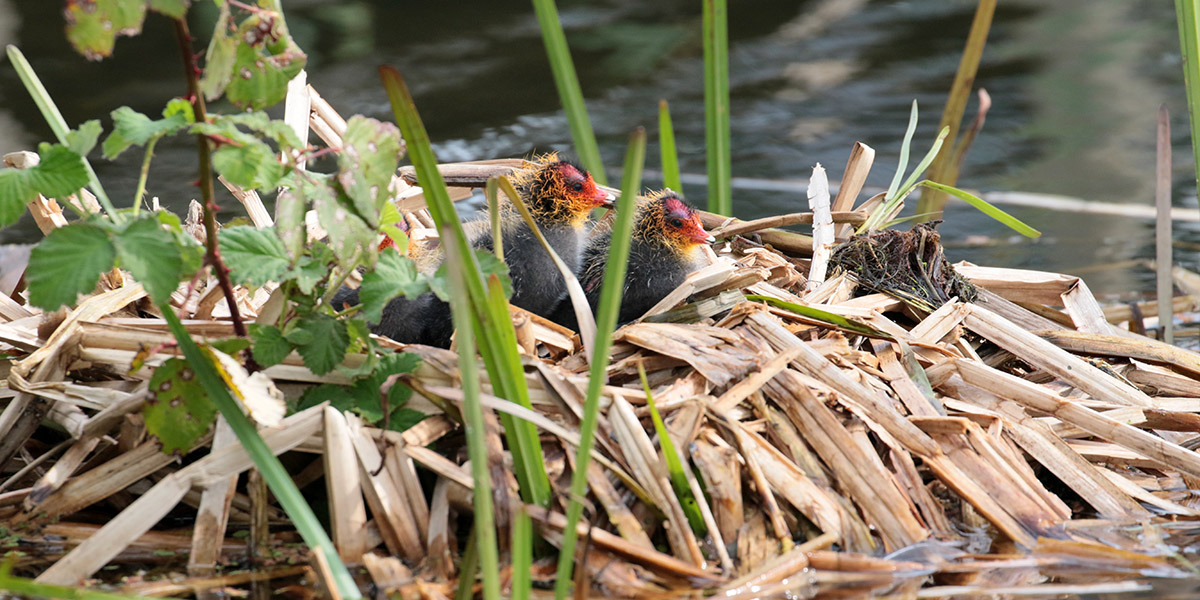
[225, 19, 307, 110]
[290, 314, 349, 375]
[145, 358, 217, 455]
[211, 140, 284, 190]
[917, 180, 1042, 238]
[638, 363, 705, 535]
[148, 0, 189, 19]
[209, 337, 250, 356]
[896, 127, 950, 200]
[103, 106, 190, 160]
[289, 251, 331, 296]
[29, 144, 88, 200]
[0, 170, 35, 227]
[314, 186, 374, 267]
[27, 223, 116, 310]
[251, 324, 293, 367]
[886, 100, 920, 202]
[359, 252, 429, 322]
[296, 352, 421, 425]
[337, 117, 403, 225]
[744, 294, 892, 338]
[114, 215, 183, 304]
[200, 4, 236, 101]
[64, 0, 147, 60]
[219, 226, 290, 287]
[66, 120, 103, 157]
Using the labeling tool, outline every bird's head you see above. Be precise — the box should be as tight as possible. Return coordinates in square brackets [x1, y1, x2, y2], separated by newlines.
[513, 154, 613, 226]
[639, 190, 714, 254]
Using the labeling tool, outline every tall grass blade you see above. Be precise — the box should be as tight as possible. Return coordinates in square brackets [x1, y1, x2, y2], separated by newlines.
[443, 230, 501, 600]
[160, 309, 360, 599]
[919, 0, 996, 219]
[744, 294, 891, 338]
[659, 99, 683, 193]
[898, 126, 949, 196]
[553, 127, 646, 600]
[530, 0, 606, 185]
[455, 525, 479, 600]
[638, 363, 705, 534]
[380, 66, 551, 508]
[885, 100, 920, 202]
[510, 508, 534, 600]
[7, 45, 120, 223]
[1178, 0, 1200, 219]
[917, 180, 1040, 237]
[703, 0, 732, 215]
[486, 177, 503, 262]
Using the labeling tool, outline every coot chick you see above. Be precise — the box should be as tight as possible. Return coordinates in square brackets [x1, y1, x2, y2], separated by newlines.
[333, 155, 611, 347]
[555, 190, 713, 328]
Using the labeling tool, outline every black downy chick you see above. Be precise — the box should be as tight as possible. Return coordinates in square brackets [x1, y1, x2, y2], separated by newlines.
[333, 155, 612, 347]
[553, 190, 713, 328]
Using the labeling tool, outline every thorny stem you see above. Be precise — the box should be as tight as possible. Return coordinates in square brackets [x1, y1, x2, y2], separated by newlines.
[173, 17, 248, 340]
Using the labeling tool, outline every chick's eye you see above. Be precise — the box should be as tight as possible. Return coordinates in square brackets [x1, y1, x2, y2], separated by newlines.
[670, 218, 683, 228]
[571, 182, 584, 192]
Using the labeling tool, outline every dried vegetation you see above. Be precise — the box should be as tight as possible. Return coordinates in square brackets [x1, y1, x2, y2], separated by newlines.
[2, 90, 1200, 599]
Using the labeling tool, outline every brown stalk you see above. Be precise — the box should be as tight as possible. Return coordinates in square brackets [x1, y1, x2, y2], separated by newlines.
[173, 17, 248, 340]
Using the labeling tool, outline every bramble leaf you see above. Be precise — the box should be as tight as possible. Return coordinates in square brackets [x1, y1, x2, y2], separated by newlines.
[27, 223, 116, 310]
[315, 186, 374, 267]
[337, 117, 403, 225]
[359, 252, 429, 322]
[289, 313, 349, 375]
[65, 0, 147, 60]
[103, 106, 191, 159]
[200, 3, 236, 100]
[211, 139, 284, 190]
[225, 14, 307, 110]
[250, 324, 292, 367]
[148, 0, 189, 19]
[0, 170, 35, 226]
[113, 215, 183, 303]
[289, 242, 333, 295]
[146, 358, 216, 455]
[219, 226, 290, 286]
[29, 144, 89, 200]
[296, 352, 422, 427]
[66, 120, 103, 157]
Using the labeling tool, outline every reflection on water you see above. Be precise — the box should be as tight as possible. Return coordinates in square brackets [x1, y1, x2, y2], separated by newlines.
[0, 0, 1192, 297]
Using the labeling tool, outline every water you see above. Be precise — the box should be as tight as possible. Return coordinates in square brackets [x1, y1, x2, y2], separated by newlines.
[0, 0, 1193, 298]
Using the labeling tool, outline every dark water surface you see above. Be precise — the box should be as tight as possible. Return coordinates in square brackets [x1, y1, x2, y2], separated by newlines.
[0, 0, 1193, 298]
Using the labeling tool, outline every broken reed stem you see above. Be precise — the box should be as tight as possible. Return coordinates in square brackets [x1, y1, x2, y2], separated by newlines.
[173, 17, 248, 340]
[1156, 104, 1173, 345]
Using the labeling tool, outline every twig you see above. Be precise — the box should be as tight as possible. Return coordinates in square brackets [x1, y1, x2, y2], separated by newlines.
[173, 18, 249, 340]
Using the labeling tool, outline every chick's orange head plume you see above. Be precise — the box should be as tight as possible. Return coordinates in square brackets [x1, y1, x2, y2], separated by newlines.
[642, 190, 715, 253]
[513, 155, 612, 225]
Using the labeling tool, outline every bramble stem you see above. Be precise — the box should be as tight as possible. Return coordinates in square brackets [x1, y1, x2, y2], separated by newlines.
[173, 17, 248, 340]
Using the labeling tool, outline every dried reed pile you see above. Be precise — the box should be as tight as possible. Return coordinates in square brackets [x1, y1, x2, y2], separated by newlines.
[3, 93, 1200, 600]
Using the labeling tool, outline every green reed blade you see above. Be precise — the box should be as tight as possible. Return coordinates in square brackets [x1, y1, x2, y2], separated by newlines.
[917, 180, 1040, 238]
[444, 232, 501, 600]
[703, 0, 731, 215]
[659, 99, 683, 193]
[7, 44, 121, 223]
[530, 0, 606, 185]
[380, 66, 551, 508]
[1177, 0, 1200, 217]
[553, 127, 646, 600]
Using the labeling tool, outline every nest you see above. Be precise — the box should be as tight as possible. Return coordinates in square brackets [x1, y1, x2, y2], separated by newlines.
[4, 92, 1200, 599]
[832, 221, 977, 311]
